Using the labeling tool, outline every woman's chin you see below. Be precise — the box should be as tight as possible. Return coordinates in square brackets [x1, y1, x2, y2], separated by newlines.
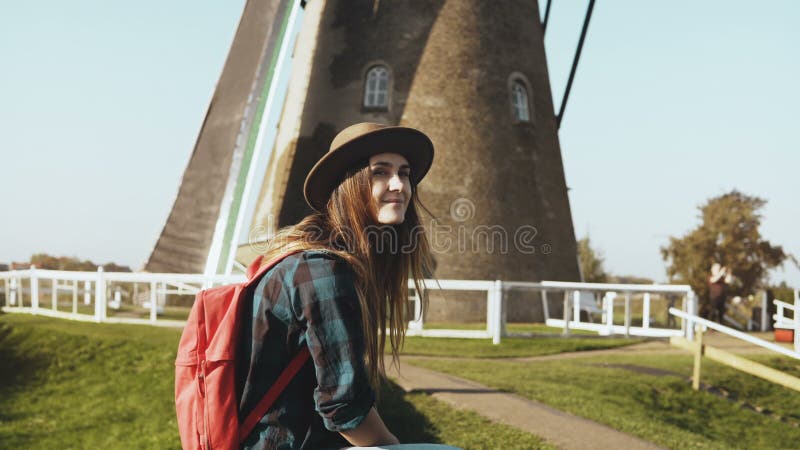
[377, 217, 404, 225]
[375, 205, 407, 224]
[376, 212, 405, 224]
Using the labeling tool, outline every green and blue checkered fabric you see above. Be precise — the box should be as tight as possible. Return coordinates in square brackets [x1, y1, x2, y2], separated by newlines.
[238, 250, 375, 450]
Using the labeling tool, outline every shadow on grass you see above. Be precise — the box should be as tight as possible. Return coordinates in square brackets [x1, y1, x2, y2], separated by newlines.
[377, 380, 441, 444]
[0, 322, 51, 422]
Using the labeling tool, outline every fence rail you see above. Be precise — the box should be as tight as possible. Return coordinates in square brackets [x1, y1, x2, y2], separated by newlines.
[669, 307, 800, 393]
[1, 266, 244, 326]
[3, 267, 700, 344]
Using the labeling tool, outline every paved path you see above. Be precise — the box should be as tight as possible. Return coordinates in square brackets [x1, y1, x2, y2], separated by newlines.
[386, 332, 792, 449]
[386, 358, 664, 450]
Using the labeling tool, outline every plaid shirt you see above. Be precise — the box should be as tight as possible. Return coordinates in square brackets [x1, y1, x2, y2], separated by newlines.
[237, 250, 375, 450]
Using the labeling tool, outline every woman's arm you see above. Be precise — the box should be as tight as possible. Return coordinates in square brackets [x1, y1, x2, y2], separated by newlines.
[339, 407, 399, 447]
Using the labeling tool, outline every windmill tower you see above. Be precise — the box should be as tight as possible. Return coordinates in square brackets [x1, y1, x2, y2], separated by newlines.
[147, 0, 582, 321]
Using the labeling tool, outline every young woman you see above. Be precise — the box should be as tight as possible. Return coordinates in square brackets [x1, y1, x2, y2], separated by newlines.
[237, 123, 458, 450]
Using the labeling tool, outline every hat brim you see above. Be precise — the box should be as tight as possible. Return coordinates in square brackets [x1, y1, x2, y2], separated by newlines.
[304, 126, 434, 212]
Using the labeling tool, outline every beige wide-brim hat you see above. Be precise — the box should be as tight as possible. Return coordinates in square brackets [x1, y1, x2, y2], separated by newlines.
[303, 122, 435, 212]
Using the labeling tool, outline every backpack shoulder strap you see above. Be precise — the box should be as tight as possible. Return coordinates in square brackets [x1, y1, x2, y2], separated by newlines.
[237, 249, 310, 443]
[238, 346, 311, 442]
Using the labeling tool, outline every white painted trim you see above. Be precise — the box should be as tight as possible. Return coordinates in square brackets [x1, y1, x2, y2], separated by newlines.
[225, 1, 305, 275]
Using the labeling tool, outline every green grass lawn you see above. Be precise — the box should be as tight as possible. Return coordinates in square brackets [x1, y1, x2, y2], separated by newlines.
[106, 304, 191, 321]
[401, 334, 643, 358]
[407, 353, 800, 450]
[422, 321, 598, 335]
[0, 313, 552, 449]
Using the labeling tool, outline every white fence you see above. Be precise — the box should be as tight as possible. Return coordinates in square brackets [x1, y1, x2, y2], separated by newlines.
[772, 288, 800, 352]
[1, 266, 243, 327]
[404, 279, 694, 343]
[2, 267, 707, 344]
[530, 280, 694, 339]
[669, 307, 800, 393]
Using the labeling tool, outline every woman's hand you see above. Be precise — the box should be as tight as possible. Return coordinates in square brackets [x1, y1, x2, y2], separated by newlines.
[339, 407, 400, 447]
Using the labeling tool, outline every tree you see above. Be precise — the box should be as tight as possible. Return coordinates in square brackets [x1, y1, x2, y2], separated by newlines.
[577, 235, 608, 283]
[660, 190, 787, 318]
[29, 254, 131, 272]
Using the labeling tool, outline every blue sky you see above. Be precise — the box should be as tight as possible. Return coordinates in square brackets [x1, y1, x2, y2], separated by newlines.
[1, 1, 797, 287]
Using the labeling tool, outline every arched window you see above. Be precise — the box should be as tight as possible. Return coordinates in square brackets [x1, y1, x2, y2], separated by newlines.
[363, 65, 390, 109]
[510, 80, 531, 122]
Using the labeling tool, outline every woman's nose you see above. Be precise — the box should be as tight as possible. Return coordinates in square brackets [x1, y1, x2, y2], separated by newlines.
[388, 174, 405, 191]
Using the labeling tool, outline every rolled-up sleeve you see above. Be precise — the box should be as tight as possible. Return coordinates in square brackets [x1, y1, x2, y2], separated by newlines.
[289, 252, 375, 432]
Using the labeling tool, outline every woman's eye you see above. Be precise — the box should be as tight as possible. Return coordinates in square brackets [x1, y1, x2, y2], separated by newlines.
[400, 172, 410, 178]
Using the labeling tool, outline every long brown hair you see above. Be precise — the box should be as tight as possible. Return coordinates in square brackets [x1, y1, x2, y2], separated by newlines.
[259, 163, 434, 391]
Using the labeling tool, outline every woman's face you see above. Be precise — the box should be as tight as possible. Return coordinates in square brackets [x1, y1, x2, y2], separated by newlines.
[368, 152, 412, 224]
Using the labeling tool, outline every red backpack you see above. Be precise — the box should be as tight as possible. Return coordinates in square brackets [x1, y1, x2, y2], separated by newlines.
[175, 251, 310, 449]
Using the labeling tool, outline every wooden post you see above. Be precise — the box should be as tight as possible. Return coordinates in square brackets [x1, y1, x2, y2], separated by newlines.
[562, 290, 570, 336]
[72, 280, 78, 314]
[3, 276, 10, 306]
[492, 280, 503, 345]
[692, 324, 704, 391]
[149, 281, 158, 323]
[31, 265, 39, 313]
[760, 290, 768, 332]
[642, 293, 651, 329]
[94, 267, 106, 322]
[9, 273, 16, 306]
[541, 290, 550, 321]
[499, 281, 507, 340]
[84, 280, 92, 305]
[573, 290, 580, 325]
[486, 285, 495, 338]
[605, 292, 614, 335]
[52, 279, 58, 311]
[671, 335, 800, 393]
[686, 292, 696, 341]
[624, 292, 631, 337]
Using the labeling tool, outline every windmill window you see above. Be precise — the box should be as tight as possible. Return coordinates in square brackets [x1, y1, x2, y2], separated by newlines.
[364, 65, 390, 109]
[510, 80, 531, 122]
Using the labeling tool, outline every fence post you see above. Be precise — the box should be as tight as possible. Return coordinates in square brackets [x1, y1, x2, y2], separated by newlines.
[761, 290, 769, 332]
[562, 290, 571, 336]
[95, 267, 106, 322]
[794, 289, 799, 353]
[72, 280, 78, 314]
[541, 290, 550, 321]
[52, 278, 58, 311]
[605, 292, 614, 335]
[686, 291, 696, 341]
[492, 280, 503, 345]
[486, 285, 495, 338]
[7, 272, 14, 306]
[84, 280, 92, 305]
[624, 292, 631, 338]
[149, 281, 158, 323]
[642, 293, 651, 329]
[31, 265, 39, 313]
[692, 323, 704, 390]
[573, 290, 580, 325]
